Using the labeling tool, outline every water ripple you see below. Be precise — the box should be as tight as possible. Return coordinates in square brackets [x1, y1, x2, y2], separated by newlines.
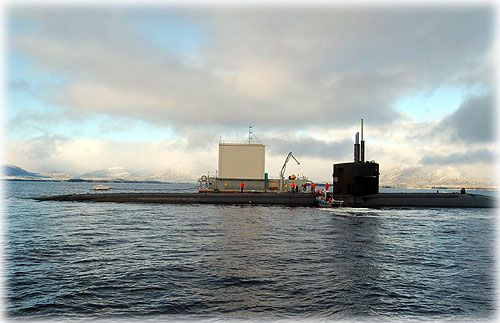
[4, 181, 497, 320]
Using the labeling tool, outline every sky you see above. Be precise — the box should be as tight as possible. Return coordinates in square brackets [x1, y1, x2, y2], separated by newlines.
[3, 2, 498, 182]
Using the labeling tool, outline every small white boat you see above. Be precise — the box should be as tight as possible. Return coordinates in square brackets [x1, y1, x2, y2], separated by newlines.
[93, 185, 111, 191]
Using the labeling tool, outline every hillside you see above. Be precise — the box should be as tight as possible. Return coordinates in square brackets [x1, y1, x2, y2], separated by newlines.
[2, 164, 496, 189]
[2, 165, 48, 178]
[380, 166, 496, 189]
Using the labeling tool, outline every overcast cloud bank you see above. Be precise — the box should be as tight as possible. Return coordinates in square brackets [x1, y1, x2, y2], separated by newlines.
[5, 5, 497, 184]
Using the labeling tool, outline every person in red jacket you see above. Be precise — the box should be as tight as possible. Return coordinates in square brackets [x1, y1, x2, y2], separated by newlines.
[290, 182, 296, 192]
[310, 182, 316, 193]
[240, 182, 245, 193]
[325, 182, 330, 191]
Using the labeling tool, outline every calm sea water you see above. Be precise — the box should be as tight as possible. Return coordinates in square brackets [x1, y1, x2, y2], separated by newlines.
[3, 181, 498, 320]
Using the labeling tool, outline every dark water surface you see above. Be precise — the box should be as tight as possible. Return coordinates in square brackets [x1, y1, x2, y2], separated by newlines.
[4, 181, 497, 320]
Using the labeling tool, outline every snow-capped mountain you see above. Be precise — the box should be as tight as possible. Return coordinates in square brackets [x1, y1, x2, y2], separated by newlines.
[138, 167, 198, 183]
[77, 165, 198, 182]
[79, 166, 142, 180]
[380, 165, 495, 189]
[1, 164, 198, 183]
[3, 164, 495, 188]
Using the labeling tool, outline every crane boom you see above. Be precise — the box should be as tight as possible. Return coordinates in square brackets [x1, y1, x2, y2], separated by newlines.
[279, 152, 300, 190]
[280, 152, 300, 179]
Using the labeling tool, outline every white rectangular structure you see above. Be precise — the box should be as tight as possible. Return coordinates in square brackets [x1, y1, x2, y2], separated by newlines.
[218, 143, 265, 179]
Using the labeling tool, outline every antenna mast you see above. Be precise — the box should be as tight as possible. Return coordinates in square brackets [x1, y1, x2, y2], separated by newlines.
[248, 125, 253, 144]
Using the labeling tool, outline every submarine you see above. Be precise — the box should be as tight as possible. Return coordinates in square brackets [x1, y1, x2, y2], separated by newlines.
[330, 119, 495, 208]
[34, 121, 496, 208]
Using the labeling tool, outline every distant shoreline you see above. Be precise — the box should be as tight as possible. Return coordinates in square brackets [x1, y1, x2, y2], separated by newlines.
[2, 178, 496, 191]
[1, 178, 180, 184]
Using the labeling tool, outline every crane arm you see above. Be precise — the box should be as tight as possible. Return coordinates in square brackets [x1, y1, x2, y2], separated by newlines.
[280, 152, 300, 179]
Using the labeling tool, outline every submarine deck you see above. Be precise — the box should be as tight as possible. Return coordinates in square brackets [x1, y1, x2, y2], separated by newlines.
[33, 192, 496, 208]
[33, 192, 317, 206]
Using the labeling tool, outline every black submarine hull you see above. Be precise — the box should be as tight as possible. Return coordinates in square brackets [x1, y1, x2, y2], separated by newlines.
[33, 192, 496, 208]
[336, 193, 496, 208]
[33, 192, 317, 206]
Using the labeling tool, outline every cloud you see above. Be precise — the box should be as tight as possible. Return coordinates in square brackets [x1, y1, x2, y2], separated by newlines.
[419, 148, 496, 165]
[203, 7, 493, 90]
[221, 60, 293, 101]
[437, 94, 495, 144]
[262, 135, 353, 160]
[5, 136, 218, 175]
[8, 6, 494, 132]
[5, 6, 496, 183]
[8, 79, 30, 92]
[26, 135, 70, 160]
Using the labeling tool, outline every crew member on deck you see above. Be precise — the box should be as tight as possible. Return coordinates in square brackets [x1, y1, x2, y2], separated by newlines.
[311, 182, 316, 193]
[325, 182, 330, 191]
[291, 182, 296, 192]
[240, 182, 245, 193]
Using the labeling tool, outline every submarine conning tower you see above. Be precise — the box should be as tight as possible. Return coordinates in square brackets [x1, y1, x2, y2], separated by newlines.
[333, 119, 380, 196]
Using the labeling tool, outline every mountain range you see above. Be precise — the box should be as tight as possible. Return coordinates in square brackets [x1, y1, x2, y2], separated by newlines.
[79, 166, 198, 183]
[1, 164, 496, 189]
[379, 165, 496, 189]
[1, 165, 198, 183]
[2, 165, 49, 178]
